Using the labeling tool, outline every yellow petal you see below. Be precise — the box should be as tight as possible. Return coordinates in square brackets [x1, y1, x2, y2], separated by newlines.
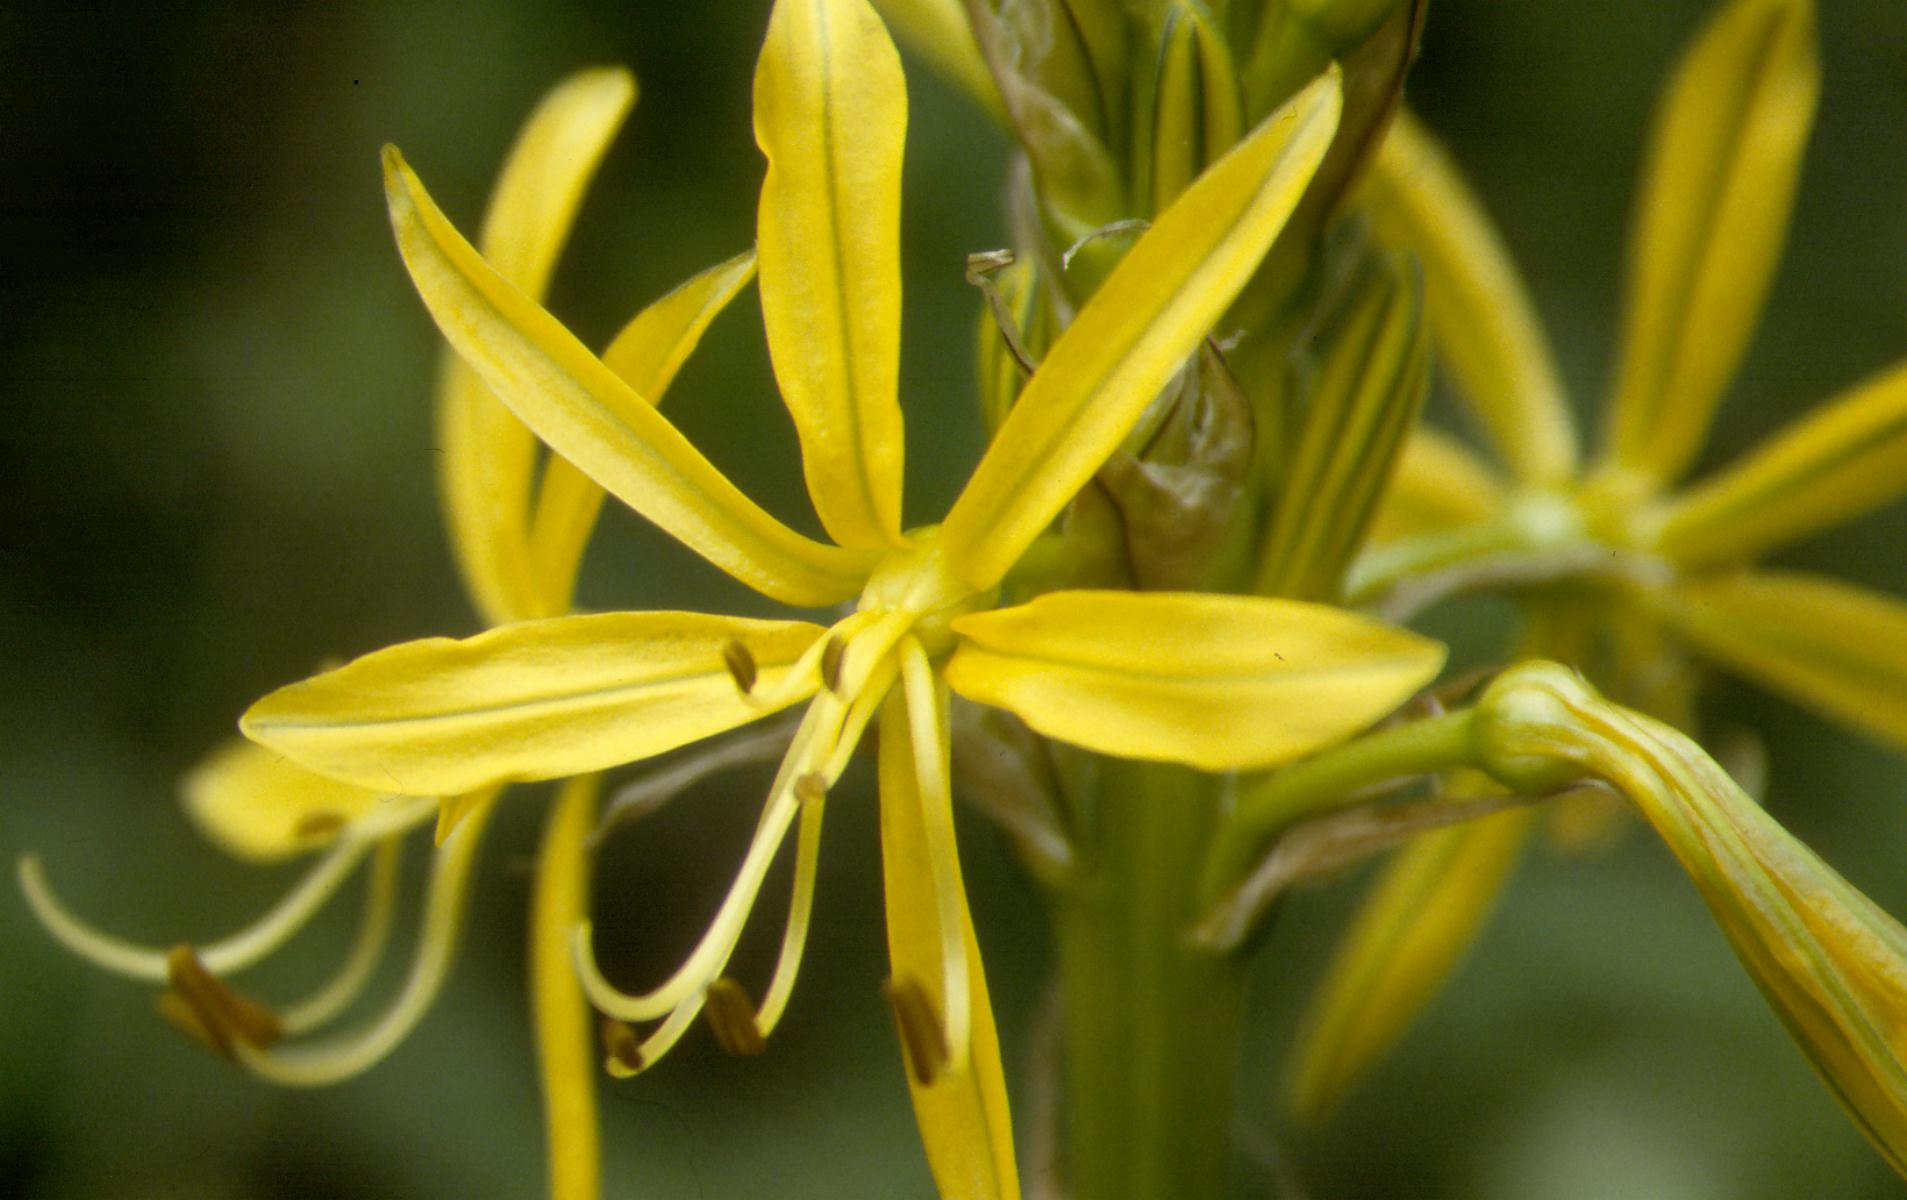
[1256, 248, 1429, 599]
[1365, 425, 1504, 544]
[1361, 108, 1577, 485]
[530, 775, 602, 1200]
[878, 672, 1021, 1200]
[945, 590, 1444, 771]
[754, 0, 908, 549]
[241, 612, 827, 794]
[1287, 801, 1534, 1123]
[939, 68, 1342, 591]
[1148, 2, 1242, 213]
[1476, 663, 1907, 1177]
[438, 68, 635, 626]
[1652, 570, 1907, 752]
[383, 147, 874, 607]
[181, 738, 388, 863]
[1651, 360, 1907, 566]
[1603, 0, 1819, 484]
[529, 250, 760, 611]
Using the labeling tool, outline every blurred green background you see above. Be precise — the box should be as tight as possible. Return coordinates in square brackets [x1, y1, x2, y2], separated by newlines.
[5, 1, 1905, 1196]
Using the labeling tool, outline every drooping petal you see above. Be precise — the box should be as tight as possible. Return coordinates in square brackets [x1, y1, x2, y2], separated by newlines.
[1475, 663, 1907, 1177]
[242, 612, 828, 794]
[438, 67, 636, 626]
[1650, 360, 1907, 567]
[1364, 425, 1504, 545]
[1361, 108, 1577, 485]
[384, 148, 874, 607]
[181, 738, 387, 863]
[530, 250, 760, 610]
[754, 0, 908, 549]
[1602, 0, 1819, 484]
[945, 590, 1444, 771]
[939, 68, 1342, 591]
[1286, 800, 1534, 1123]
[878, 663, 1021, 1200]
[1652, 570, 1907, 751]
[529, 774, 602, 1200]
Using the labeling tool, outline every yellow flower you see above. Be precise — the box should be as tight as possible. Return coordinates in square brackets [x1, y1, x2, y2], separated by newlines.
[240, 2, 1445, 1191]
[19, 67, 760, 1200]
[1292, 0, 1907, 1121]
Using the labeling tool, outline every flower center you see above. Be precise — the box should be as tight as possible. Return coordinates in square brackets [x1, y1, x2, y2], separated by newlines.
[857, 527, 990, 658]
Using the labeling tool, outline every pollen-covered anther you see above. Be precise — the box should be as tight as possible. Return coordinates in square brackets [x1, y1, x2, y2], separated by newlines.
[599, 1015, 645, 1078]
[721, 638, 759, 695]
[793, 772, 828, 807]
[704, 977, 767, 1057]
[881, 974, 950, 1086]
[820, 635, 848, 696]
[160, 944, 282, 1060]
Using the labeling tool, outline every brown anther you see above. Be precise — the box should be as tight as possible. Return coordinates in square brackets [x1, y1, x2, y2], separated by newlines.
[722, 638, 759, 695]
[162, 945, 282, 1060]
[820, 635, 848, 695]
[881, 975, 950, 1087]
[292, 810, 348, 840]
[793, 772, 829, 807]
[703, 977, 766, 1057]
[600, 1016, 646, 1078]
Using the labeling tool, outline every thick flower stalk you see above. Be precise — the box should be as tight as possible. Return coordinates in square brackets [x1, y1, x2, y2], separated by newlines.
[239, 2, 1446, 1193]
[1287, 0, 1907, 1118]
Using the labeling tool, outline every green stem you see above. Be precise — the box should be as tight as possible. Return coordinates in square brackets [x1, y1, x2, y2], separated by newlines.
[1054, 759, 1247, 1200]
[1202, 708, 1480, 906]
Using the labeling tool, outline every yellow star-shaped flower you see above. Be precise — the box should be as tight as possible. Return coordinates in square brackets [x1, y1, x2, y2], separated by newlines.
[239, 2, 1446, 1192]
[1289, 0, 1907, 1123]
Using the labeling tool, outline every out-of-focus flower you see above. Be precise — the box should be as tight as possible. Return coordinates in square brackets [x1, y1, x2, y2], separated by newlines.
[1292, 0, 1907, 1120]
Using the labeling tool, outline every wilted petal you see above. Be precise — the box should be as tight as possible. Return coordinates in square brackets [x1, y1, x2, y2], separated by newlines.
[438, 67, 636, 626]
[755, 0, 908, 549]
[945, 590, 1443, 771]
[242, 612, 828, 794]
[1361, 108, 1577, 485]
[182, 738, 388, 863]
[940, 69, 1342, 591]
[384, 147, 873, 607]
[1475, 662, 1907, 1177]
[1652, 570, 1907, 752]
[530, 250, 760, 610]
[1603, 0, 1819, 484]
[1651, 360, 1907, 567]
[878, 658, 1021, 1200]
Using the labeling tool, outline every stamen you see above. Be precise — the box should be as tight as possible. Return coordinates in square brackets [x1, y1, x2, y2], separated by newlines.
[882, 975, 950, 1087]
[600, 1016, 646, 1078]
[820, 635, 847, 696]
[163, 945, 282, 1059]
[278, 835, 404, 1034]
[793, 772, 828, 806]
[753, 795, 826, 1037]
[703, 978, 766, 1057]
[574, 697, 848, 1023]
[226, 795, 496, 1087]
[722, 638, 759, 695]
